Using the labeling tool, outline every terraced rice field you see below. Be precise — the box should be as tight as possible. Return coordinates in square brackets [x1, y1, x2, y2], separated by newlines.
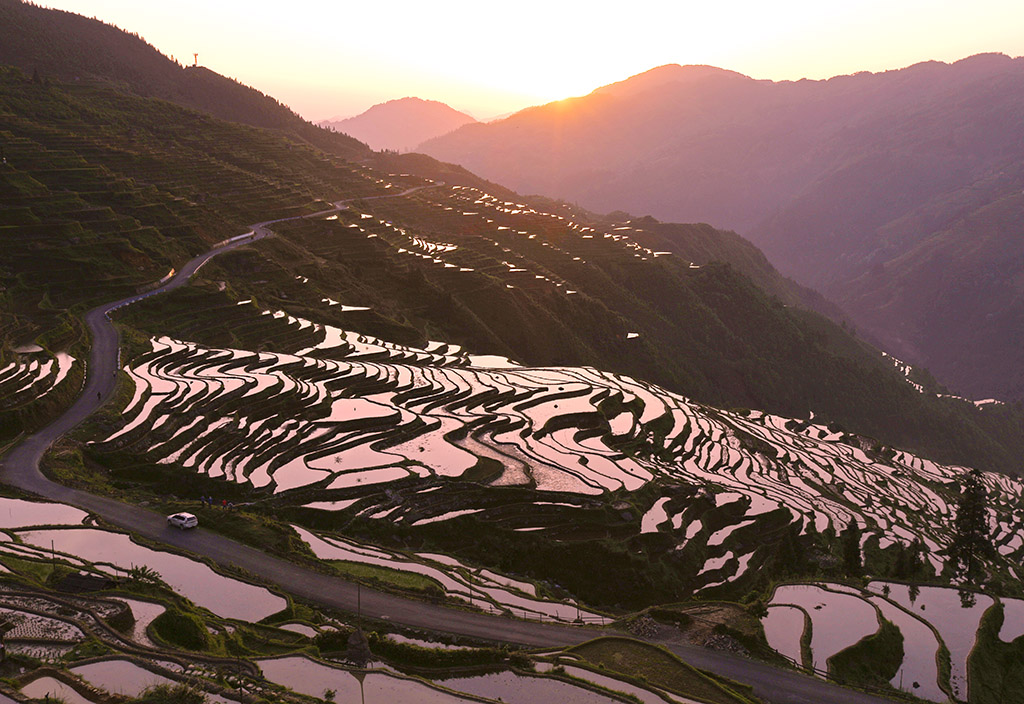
[257, 655, 482, 703]
[764, 581, 1024, 702]
[295, 526, 602, 623]
[90, 314, 1024, 595]
[0, 350, 76, 408]
[11, 528, 285, 621]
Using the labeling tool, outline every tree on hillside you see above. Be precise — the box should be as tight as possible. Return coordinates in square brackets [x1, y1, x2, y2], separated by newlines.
[841, 520, 862, 576]
[777, 522, 806, 576]
[949, 467, 993, 582]
[891, 537, 926, 579]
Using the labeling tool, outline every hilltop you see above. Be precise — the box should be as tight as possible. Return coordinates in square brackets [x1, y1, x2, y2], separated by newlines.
[321, 97, 477, 152]
[420, 56, 1024, 403]
[0, 0, 370, 159]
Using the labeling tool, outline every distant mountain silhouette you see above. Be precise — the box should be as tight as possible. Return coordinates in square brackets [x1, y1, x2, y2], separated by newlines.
[421, 56, 1024, 402]
[322, 97, 476, 152]
[0, 0, 370, 159]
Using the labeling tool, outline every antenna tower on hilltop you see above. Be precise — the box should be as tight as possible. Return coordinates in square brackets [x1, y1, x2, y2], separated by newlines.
[193, 53, 198, 67]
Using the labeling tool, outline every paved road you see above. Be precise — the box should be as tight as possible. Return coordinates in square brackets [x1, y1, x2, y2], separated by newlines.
[0, 188, 898, 704]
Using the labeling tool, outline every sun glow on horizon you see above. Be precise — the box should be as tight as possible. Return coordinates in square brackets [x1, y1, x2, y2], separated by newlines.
[36, 0, 1024, 121]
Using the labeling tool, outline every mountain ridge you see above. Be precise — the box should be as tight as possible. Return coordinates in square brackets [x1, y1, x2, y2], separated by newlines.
[419, 53, 1024, 403]
[322, 96, 477, 152]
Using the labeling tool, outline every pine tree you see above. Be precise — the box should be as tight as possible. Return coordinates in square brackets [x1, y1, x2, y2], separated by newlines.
[949, 468, 993, 582]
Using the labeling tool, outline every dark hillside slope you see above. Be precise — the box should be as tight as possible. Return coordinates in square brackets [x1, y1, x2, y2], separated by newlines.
[0, 64, 383, 350]
[420, 56, 1024, 403]
[0, 0, 370, 159]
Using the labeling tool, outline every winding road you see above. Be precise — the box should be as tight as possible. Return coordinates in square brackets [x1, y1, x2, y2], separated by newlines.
[0, 186, 898, 704]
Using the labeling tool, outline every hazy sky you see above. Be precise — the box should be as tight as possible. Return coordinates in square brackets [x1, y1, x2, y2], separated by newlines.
[42, 0, 1024, 120]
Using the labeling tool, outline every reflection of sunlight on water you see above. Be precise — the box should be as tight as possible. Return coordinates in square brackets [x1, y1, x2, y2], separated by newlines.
[866, 594, 944, 701]
[762, 605, 805, 665]
[295, 526, 597, 621]
[71, 659, 173, 697]
[868, 581, 992, 700]
[259, 656, 473, 703]
[768, 580, 1010, 702]
[1000, 598, 1024, 642]
[442, 670, 618, 704]
[114, 597, 165, 647]
[20, 528, 285, 620]
[21, 676, 94, 704]
[0, 498, 86, 528]
[771, 584, 877, 672]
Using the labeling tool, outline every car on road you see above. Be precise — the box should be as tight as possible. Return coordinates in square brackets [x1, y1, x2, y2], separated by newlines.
[167, 512, 198, 530]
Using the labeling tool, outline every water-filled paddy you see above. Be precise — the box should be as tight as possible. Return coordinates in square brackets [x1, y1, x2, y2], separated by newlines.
[868, 581, 992, 700]
[70, 659, 173, 697]
[279, 622, 318, 637]
[770, 584, 879, 672]
[441, 669, 627, 704]
[865, 594, 944, 701]
[19, 528, 285, 621]
[998, 597, 1024, 642]
[763, 580, 1024, 703]
[295, 526, 596, 621]
[21, 676, 95, 704]
[761, 605, 805, 665]
[113, 597, 166, 646]
[258, 656, 476, 703]
[0, 498, 86, 528]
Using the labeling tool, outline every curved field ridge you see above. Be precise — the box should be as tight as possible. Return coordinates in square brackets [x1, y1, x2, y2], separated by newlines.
[762, 605, 805, 666]
[294, 526, 601, 623]
[867, 581, 993, 701]
[766, 580, 1016, 702]
[18, 527, 286, 622]
[94, 331, 1024, 585]
[770, 584, 879, 673]
[0, 351, 76, 408]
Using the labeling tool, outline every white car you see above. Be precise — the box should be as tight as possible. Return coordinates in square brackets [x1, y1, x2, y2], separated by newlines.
[166, 512, 198, 530]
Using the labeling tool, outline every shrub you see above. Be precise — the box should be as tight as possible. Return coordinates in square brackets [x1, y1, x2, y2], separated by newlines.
[151, 607, 209, 651]
[129, 683, 207, 703]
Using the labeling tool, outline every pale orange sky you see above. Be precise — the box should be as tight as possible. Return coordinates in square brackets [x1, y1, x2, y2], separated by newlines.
[41, 0, 1024, 121]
